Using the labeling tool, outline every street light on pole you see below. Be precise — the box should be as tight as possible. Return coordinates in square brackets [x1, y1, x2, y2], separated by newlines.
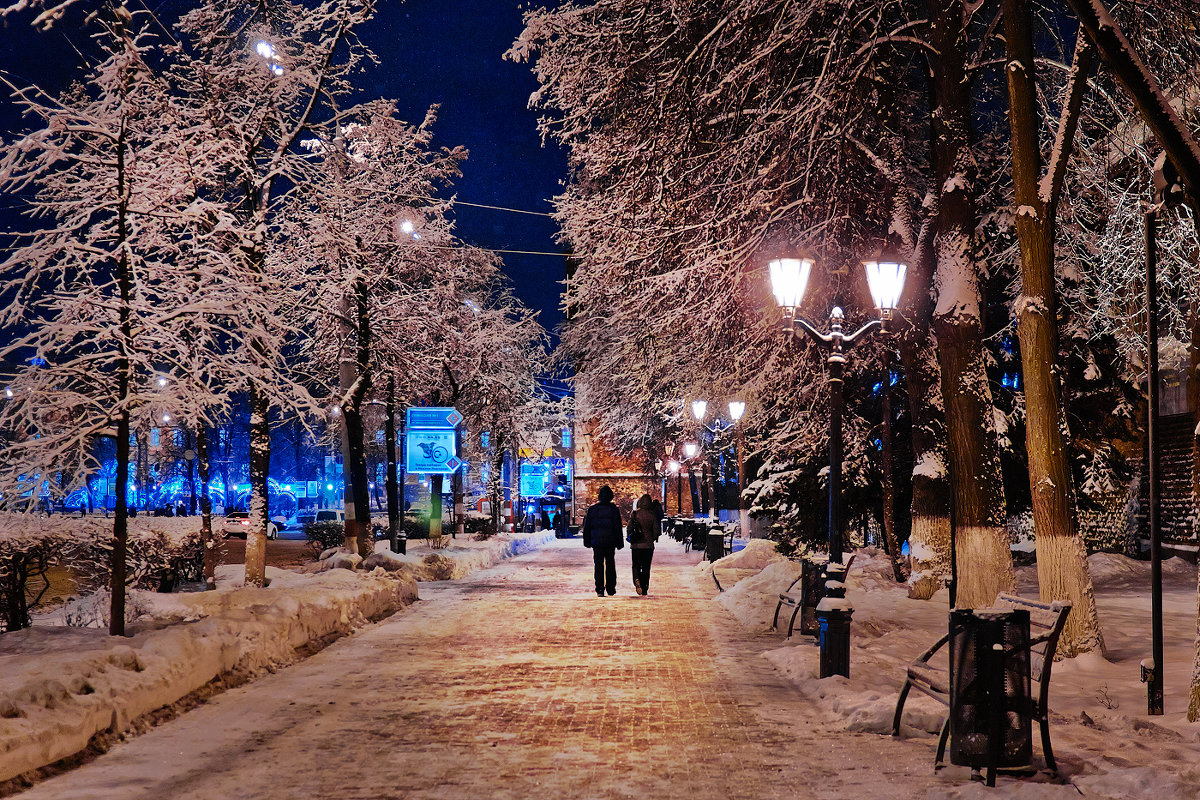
[728, 400, 748, 536]
[767, 248, 906, 565]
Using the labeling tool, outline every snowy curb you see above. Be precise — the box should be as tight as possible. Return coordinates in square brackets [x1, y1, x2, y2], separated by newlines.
[371, 529, 557, 581]
[0, 567, 417, 784]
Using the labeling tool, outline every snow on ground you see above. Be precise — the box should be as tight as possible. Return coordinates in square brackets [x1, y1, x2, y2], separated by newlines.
[710, 546, 1200, 798]
[0, 529, 557, 785]
[368, 529, 557, 581]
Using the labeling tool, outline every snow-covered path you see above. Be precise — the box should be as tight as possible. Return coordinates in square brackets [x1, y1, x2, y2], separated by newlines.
[13, 539, 954, 800]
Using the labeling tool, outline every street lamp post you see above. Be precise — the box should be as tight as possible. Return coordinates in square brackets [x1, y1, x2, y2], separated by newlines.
[683, 441, 700, 516]
[728, 400, 748, 536]
[768, 251, 906, 566]
[1143, 152, 1183, 715]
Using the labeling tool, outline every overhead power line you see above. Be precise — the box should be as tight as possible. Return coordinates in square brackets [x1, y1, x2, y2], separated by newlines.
[396, 192, 555, 218]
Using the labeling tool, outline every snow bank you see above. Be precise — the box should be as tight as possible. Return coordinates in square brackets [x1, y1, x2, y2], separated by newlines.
[0, 567, 418, 784]
[371, 529, 556, 581]
[715, 559, 801, 631]
[708, 547, 1200, 795]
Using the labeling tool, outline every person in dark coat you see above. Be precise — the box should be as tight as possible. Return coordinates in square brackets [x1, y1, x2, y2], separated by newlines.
[581, 485, 623, 596]
[628, 493, 663, 595]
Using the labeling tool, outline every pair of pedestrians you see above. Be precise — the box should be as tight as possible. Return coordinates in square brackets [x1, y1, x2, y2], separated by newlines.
[581, 486, 662, 596]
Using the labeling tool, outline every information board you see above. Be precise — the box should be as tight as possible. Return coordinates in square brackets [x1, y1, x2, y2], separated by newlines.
[405, 428, 462, 474]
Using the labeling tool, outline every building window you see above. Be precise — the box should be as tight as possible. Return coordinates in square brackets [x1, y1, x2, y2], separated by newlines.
[150, 428, 160, 447]
[561, 427, 572, 448]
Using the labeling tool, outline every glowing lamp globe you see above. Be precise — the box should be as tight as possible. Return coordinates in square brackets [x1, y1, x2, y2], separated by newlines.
[683, 442, 698, 459]
[768, 257, 814, 314]
[728, 400, 746, 422]
[690, 399, 708, 421]
[862, 255, 908, 322]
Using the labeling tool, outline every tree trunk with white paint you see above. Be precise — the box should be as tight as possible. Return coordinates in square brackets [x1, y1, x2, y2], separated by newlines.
[1001, 1, 1103, 655]
[928, 0, 1014, 608]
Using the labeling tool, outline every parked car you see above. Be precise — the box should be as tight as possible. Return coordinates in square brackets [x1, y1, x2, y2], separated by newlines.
[312, 508, 345, 524]
[221, 511, 278, 540]
[279, 512, 314, 540]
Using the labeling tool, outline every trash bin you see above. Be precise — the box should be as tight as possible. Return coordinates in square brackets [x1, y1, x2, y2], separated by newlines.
[689, 523, 706, 554]
[394, 531, 407, 555]
[797, 556, 828, 636]
[949, 608, 1033, 781]
[705, 525, 725, 562]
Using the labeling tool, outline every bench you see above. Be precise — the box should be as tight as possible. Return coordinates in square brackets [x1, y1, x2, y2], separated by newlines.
[891, 593, 1071, 775]
[770, 554, 854, 637]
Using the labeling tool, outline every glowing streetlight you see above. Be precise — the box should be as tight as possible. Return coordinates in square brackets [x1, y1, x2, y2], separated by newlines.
[682, 442, 698, 459]
[767, 247, 907, 565]
[690, 399, 708, 421]
[728, 400, 746, 421]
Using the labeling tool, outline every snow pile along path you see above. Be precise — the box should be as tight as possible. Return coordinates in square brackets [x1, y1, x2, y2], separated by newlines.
[711, 547, 1200, 797]
[369, 529, 557, 581]
[0, 567, 418, 784]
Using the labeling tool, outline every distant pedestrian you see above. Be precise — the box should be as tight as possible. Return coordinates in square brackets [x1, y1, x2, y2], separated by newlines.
[581, 485, 623, 596]
[628, 493, 663, 595]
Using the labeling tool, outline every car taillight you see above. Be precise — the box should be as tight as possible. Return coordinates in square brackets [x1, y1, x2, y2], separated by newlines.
[240, 519, 249, 526]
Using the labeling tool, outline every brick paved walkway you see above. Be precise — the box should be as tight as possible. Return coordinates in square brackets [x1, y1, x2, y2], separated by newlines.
[14, 539, 945, 800]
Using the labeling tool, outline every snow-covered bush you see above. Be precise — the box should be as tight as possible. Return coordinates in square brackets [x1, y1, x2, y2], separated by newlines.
[67, 529, 205, 594]
[61, 589, 150, 629]
[305, 521, 345, 554]
[0, 527, 65, 632]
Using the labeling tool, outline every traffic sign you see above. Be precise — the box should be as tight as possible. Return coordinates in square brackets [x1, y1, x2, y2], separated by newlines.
[406, 407, 463, 429]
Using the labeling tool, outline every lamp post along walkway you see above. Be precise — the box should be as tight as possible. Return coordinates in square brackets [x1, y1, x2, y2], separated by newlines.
[767, 253, 907, 565]
[768, 250, 906, 679]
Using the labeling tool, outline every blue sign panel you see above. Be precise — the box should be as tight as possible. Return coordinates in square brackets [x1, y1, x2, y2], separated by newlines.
[406, 407, 463, 429]
[519, 463, 547, 498]
[405, 428, 461, 474]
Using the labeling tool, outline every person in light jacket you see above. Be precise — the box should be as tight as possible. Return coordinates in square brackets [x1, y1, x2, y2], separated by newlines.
[628, 494, 662, 595]
[582, 485, 623, 596]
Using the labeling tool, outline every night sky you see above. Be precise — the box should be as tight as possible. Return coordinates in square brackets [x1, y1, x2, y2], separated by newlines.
[0, 0, 568, 338]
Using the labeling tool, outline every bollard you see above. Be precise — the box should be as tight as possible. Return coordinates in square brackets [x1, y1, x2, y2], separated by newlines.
[815, 596, 854, 678]
[395, 531, 407, 555]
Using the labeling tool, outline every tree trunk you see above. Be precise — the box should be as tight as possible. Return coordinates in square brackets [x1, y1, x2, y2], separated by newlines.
[110, 409, 131, 636]
[1188, 310, 1200, 719]
[880, 367, 906, 583]
[198, 425, 217, 590]
[136, 426, 149, 512]
[895, 165, 952, 599]
[109, 109, 132, 637]
[430, 474, 444, 538]
[1002, 0, 1103, 655]
[929, 0, 1013, 608]
[245, 386, 271, 587]
[453, 425, 465, 539]
[186, 428, 196, 515]
[338, 281, 373, 557]
[385, 376, 401, 550]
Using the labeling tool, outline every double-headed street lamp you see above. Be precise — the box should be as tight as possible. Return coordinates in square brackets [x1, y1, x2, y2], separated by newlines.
[688, 398, 747, 526]
[768, 250, 907, 566]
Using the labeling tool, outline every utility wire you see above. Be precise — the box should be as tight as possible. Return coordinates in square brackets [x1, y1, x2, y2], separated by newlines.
[397, 192, 555, 218]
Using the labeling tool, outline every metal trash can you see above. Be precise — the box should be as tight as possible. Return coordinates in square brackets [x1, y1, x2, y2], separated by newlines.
[689, 523, 707, 554]
[394, 531, 407, 555]
[797, 556, 829, 636]
[705, 525, 726, 562]
[949, 608, 1033, 782]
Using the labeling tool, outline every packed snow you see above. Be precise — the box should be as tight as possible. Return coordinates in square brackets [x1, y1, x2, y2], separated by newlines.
[707, 545, 1200, 797]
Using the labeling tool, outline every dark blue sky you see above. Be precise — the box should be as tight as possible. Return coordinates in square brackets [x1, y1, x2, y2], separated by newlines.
[1, 0, 568, 337]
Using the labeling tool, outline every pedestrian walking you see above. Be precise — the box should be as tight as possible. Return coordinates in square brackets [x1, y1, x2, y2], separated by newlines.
[581, 485, 623, 596]
[628, 493, 662, 595]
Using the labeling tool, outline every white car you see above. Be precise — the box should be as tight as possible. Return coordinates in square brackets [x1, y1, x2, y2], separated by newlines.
[221, 511, 278, 540]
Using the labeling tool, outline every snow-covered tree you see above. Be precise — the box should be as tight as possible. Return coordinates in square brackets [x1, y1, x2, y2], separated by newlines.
[170, 0, 374, 586]
[0, 7, 230, 633]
